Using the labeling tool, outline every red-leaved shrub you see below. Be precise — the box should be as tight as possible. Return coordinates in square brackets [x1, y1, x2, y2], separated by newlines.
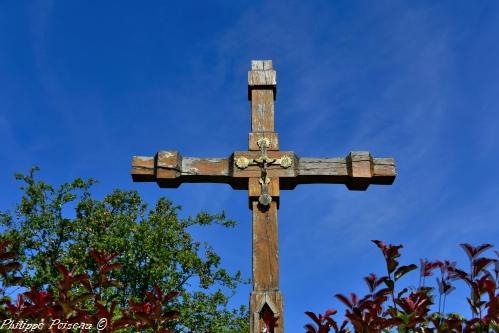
[305, 242, 498, 333]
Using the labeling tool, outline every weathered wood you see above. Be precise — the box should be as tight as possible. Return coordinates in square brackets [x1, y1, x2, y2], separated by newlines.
[248, 177, 280, 209]
[251, 90, 275, 132]
[248, 70, 277, 86]
[132, 152, 395, 190]
[131, 156, 155, 182]
[248, 178, 280, 198]
[131, 60, 397, 333]
[249, 60, 277, 133]
[250, 291, 283, 333]
[248, 60, 277, 100]
[252, 201, 279, 291]
[251, 60, 274, 71]
[232, 151, 297, 179]
[249, 132, 279, 151]
[281, 153, 396, 190]
[156, 151, 182, 180]
[250, 199, 283, 332]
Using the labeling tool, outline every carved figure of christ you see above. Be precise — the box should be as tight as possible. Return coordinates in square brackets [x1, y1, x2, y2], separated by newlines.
[131, 60, 396, 333]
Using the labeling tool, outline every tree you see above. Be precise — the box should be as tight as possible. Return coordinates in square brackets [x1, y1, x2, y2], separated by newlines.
[0, 167, 249, 332]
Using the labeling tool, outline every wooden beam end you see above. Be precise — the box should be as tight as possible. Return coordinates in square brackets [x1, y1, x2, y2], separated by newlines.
[345, 153, 396, 188]
[131, 156, 155, 182]
[372, 157, 396, 185]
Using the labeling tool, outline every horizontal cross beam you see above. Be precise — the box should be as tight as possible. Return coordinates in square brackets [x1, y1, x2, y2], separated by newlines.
[131, 151, 395, 191]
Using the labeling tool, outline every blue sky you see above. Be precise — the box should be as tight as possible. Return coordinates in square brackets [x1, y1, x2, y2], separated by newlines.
[1, 0, 498, 330]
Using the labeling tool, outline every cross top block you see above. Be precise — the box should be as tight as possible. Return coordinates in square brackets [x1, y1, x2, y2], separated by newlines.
[248, 60, 276, 100]
[251, 60, 273, 70]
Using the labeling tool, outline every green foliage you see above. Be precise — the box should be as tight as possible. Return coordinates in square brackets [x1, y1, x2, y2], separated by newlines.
[0, 242, 181, 332]
[0, 167, 249, 332]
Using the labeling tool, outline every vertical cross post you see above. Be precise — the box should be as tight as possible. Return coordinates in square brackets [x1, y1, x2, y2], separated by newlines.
[247, 60, 283, 333]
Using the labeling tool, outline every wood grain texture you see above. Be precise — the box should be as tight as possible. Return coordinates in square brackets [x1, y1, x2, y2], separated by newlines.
[280, 154, 396, 190]
[250, 291, 283, 333]
[248, 60, 276, 102]
[248, 132, 279, 151]
[156, 151, 182, 180]
[252, 201, 279, 292]
[232, 151, 297, 179]
[131, 156, 155, 182]
[131, 152, 395, 190]
[248, 177, 280, 198]
[250, 199, 283, 332]
[251, 60, 273, 70]
[251, 90, 275, 132]
[248, 70, 277, 86]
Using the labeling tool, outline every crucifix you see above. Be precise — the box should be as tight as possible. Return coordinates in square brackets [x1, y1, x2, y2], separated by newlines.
[131, 60, 396, 333]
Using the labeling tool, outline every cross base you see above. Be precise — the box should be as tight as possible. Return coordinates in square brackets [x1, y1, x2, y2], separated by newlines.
[250, 291, 284, 333]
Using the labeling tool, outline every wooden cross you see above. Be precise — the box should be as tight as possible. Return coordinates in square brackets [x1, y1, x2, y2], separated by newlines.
[131, 60, 396, 333]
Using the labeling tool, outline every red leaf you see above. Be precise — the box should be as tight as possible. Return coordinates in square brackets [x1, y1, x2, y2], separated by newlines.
[305, 311, 321, 325]
[324, 308, 337, 317]
[460, 243, 493, 260]
[335, 293, 353, 309]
